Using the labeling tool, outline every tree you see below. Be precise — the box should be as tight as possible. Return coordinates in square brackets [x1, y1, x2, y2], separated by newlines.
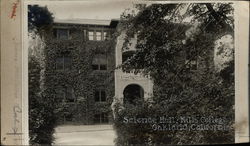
[28, 5, 55, 144]
[28, 5, 54, 34]
[113, 3, 234, 145]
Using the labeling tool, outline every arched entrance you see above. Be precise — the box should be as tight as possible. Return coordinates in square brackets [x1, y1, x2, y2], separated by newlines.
[123, 84, 144, 105]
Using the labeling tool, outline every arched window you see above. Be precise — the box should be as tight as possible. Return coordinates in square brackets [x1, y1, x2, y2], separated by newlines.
[123, 84, 144, 105]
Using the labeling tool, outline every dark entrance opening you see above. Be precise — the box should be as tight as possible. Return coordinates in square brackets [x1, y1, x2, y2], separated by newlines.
[123, 84, 144, 105]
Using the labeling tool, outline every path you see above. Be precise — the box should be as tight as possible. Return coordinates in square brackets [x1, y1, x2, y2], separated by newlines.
[53, 124, 116, 145]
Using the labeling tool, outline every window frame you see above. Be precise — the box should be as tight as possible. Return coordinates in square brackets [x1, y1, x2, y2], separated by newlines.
[88, 31, 94, 41]
[103, 31, 108, 40]
[94, 113, 109, 124]
[92, 54, 108, 71]
[56, 28, 69, 40]
[56, 86, 76, 103]
[96, 31, 102, 41]
[94, 89, 107, 102]
[87, 30, 109, 41]
[92, 64, 107, 71]
[99, 64, 107, 70]
[56, 54, 72, 71]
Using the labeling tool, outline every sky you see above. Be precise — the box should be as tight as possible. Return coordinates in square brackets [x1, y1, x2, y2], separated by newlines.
[27, 0, 135, 20]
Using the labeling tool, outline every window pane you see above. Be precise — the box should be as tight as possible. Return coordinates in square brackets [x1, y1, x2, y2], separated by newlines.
[95, 91, 100, 102]
[103, 113, 109, 123]
[88, 31, 94, 40]
[103, 32, 107, 40]
[65, 113, 73, 121]
[92, 64, 99, 70]
[56, 57, 64, 70]
[57, 29, 68, 39]
[66, 87, 74, 102]
[101, 91, 106, 101]
[94, 113, 108, 123]
[89, 36, 94, 40]
[96, 32, 102, 40]
[100, 113, 108, 123]
[100, 65, 107, 70]
[64, 57, 72, 70]
[94, 114, 100, 123]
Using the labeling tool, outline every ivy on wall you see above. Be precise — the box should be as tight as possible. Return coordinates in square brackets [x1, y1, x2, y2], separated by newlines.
[43, 26, 116, 124]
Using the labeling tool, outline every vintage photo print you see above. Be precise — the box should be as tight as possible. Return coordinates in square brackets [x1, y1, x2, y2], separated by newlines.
[27, 1, 236, 145]
[1, 0, 248, 145]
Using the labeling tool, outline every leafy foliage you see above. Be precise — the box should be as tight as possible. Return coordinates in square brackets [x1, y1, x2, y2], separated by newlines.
[28, 5, 54, 35]
[28, 5, 55, 144]
[113, 3, 234, 145]
[42, 38, 115, 125]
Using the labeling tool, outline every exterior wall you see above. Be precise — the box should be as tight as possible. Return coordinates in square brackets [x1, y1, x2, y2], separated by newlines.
[43, 22, 116, 125]
[114, 32, 153, 103]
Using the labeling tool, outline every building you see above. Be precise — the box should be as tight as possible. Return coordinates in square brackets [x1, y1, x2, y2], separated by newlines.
[43, 18, 220, 125]
[43, 19, 118, 124]
[43, 18, 153, 125]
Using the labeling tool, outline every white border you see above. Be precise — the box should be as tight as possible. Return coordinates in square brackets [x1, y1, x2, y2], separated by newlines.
[18, 0, 249, 144]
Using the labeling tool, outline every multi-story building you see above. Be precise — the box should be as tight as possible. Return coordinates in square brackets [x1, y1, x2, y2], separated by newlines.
[43, 18, 154, 125]
[43, 18, 217, 125]
[44, 19, 119, 124]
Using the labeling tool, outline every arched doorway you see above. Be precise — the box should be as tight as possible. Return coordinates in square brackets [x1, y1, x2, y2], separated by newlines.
[123, 84, 144, 105]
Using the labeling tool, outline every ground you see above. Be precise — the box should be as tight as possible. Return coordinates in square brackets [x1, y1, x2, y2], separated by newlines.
[53, 124, 116, 145]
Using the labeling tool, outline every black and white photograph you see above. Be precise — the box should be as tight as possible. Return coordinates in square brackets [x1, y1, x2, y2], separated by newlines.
[27, 0, 236, 145]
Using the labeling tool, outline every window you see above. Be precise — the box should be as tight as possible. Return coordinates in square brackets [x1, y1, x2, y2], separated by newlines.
[92, 64, 107, 71]
[88, 30, 108, 41]
[94, 113, 109, 124]
[92, 64, 99, 70]
[92, 54, 107, 71]
[103, 32, 108, 40]
[57, 29, 69, 40]
[56, 86, 76, 103]
[56, 53, 72, 71]
[88, 31, 94, 40]
[96, 31, 102, 41]
[94, 90, 106, 102]
[100, 65, 107, 70]
[64, 113, 73, 122]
